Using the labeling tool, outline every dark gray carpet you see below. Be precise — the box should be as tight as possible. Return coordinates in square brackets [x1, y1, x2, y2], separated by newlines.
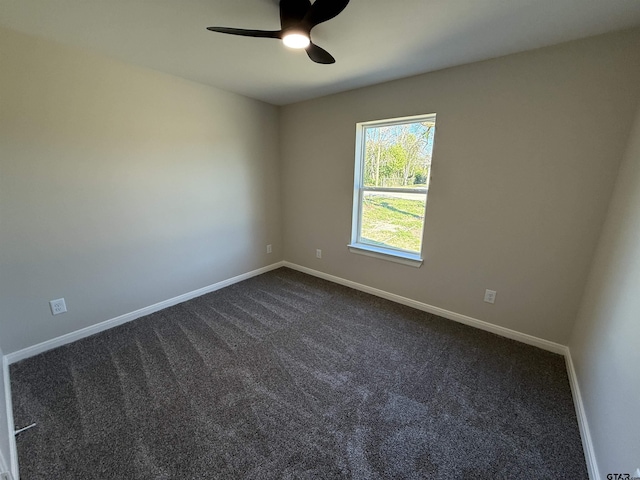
[11, 267, 587, 479]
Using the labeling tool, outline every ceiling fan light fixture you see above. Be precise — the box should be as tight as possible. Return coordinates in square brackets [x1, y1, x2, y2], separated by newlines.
[282, 33, 310, 49]
[206, 0, 349, 63]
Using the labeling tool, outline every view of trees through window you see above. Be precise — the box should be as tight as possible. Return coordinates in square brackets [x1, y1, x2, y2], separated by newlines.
[358, 118, 435, 253]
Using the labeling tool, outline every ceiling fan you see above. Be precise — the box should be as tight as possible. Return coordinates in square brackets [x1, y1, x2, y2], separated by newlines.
[206, 0, 350, 64]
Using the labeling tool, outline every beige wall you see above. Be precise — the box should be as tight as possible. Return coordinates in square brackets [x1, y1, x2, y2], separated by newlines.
[280, 29, 640, 345]
[0, 26, 282, 354]
[2, 23, 640, 477]
[570, 102, 640, 477]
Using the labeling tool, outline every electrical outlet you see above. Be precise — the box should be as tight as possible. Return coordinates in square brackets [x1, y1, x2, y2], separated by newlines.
[266, 244, 272, 254]
[316, 249, 322, 259]
[484, 289, 497, 304]
[49, 298, 67, 315]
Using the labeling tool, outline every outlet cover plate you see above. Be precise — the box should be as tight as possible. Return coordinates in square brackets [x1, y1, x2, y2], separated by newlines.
[50, 298, 67, 315]
[484, 289, 497, 304]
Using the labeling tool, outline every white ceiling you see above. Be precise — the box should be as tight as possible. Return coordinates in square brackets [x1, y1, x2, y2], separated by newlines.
[1, 0, 640, 105]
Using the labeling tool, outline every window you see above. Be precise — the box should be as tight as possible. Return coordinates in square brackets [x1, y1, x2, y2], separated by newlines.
[349, 114, 436, 267]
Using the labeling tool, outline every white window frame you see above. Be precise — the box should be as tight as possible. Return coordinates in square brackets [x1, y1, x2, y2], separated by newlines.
[348, 113, 436, 267]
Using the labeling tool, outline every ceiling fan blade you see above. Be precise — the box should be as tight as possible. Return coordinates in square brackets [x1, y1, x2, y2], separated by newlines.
[306, 42, 335, 64]
[303, 0, 350, 28]
[279, 0, 312, 30]
[206, 27, 282, 39]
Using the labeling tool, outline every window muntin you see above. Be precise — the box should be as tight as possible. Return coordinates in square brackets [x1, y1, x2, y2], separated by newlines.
[351, 114, 436, 262]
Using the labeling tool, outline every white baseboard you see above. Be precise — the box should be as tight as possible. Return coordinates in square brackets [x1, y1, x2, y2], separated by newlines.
[283, 262, 603, 477]
[283, 262, 566, 355]
[565, 350, 600, 480]
[1, 352, 18, 480]
[0, 422, 7, 477]
[6, 262, 284, 365]
[2, 260, 598, 480]
[0, 452, 7, 479]
[283, 262, 600, 477]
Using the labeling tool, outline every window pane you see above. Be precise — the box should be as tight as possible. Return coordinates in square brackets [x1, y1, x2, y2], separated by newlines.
[360, 191, 427, 252]
[352, 114, 436, 260]
[363, 121, 435, 188]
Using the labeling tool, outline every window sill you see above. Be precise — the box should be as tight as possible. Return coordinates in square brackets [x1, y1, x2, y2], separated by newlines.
[347, 243, 423, 268]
